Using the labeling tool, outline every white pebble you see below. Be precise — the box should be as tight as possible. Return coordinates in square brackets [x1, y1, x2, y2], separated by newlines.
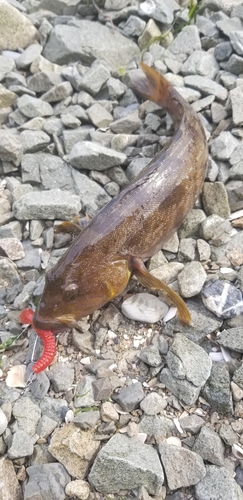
[209, 352, 224, 362]
[121, 292, 169, 323]
[6, 365, 26, 388]
[166, 436, 182, 447]
[163, 306, 177, 323]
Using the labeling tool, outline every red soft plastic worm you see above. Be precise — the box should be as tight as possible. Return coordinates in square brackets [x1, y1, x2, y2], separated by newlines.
[19, 308, 56, 374]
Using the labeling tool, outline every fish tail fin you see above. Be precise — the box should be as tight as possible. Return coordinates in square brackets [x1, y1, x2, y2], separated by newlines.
[132, 62, 184, 125]
[130, 256, 191, 325]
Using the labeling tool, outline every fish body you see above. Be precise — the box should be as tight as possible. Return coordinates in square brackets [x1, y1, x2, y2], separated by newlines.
[33, 63, 208, 332]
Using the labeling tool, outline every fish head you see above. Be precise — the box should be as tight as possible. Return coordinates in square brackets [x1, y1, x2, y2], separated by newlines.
[33, 255, 131, 332]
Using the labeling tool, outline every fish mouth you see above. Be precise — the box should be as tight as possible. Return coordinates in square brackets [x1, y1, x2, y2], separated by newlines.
[33, 313, 76, 332]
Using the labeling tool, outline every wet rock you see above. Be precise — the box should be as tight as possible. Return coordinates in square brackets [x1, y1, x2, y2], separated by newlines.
[195, 465, 243, 500]
[159, 442, 206, 490]
[25, 463, 70, 500]
[89, 433, 164, 495]
[0, 457, 22, 500]
[122, 293, 169, 323]
[193, 426, 225, 466]
[160, 333, 212, 405]
[202, 362, 233, 416]
[217, 328, 243, 353]
[49, 423, 100, 479]
[177, 261, 207, 298]
[0, 0, 37, 50]
[202, 279, 243, 319]
[112, 381, 145, 412]
[43, 21, 140, 71]
[13, 188, 81, 220]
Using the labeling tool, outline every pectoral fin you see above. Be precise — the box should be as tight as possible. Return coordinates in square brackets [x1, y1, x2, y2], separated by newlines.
[130, 256, 191, 325]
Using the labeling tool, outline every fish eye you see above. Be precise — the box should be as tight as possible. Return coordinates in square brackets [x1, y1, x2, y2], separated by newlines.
[62, 283, 79, 301]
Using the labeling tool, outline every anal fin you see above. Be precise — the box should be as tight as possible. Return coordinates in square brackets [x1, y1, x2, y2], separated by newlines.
[130, 256, 191, 325]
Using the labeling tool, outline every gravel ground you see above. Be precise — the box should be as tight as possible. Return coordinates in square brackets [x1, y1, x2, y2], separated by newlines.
[1, 0, 243, 499]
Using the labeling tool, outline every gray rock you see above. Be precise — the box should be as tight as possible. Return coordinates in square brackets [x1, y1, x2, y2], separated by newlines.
[112, 381, 145, 412]
[33, 153, 73, 191]
[226, 180, 243, 212]
[217, 15, 243, 35]
[181, 50, 219, 80]
[19, 130, 50, 153]
[86, 103, 113, 128]
[43, 21, 140, 71]
[195, 465, 243, 500]
[61, 113, 80, 129]
[230, 86, 243, 126]
[202, 362, 233, 416]
[233, 363, 243, 389]
[138, 19, 162, 51]
[177, 261, 207, 298]
[17, 94, 53, 118]
[123, 15, 146, 37]
[78, 62, 110, 96]
[74, 375, 96, 408]
[0, 257, 20, 286]
[169, 25, 201, 56]
[16, 44, 42, 69]
[219, 423, 238, 446]
[71, 168, 111, 217]
[13, 281, 36, 308]
[140, 392, 167, 415]
[217, 328, 243, 353]
[202, 279, 243, 319]
[13, 189, 81, 220]
[63, 126, 94, 154]
[41, 81, 73, 103]
[159, 442, 206, 490]
[200, 214, 233, 246]
[126, 157, 150, 181]
[121, 293, 168, 323]
[225, 54, 243, 75]
[15, 240, 41, 270]
[184, 75, 227, 101]
[202, 182, 230, 218]
[180, 414, 204, 434]
[0, 131, 22, 166]
[48, 364, 74, 393]
[0, 55, 15, 82]
[0, 237, 24, 261]
[25, 463, 70, 500]
[0, 220, 22, 240]
[178, 238, 196, 261]
[40, 397, 68, 423]
[92, 378, 112, 401]
[230, 31, 243, 56]
[139, 0, 178, 25]
[89, 433, 164, 495]
[105, 181, 120, 197]
[210, 131, 238, 160]
[139, 346, 163, 367]
[67, 141, 126, 171]
[193, 426, 225, 466]
[36, 415, 58, 440]
[110, 109, 141, 134]
[197, 239, 211, 261]
[8, 430, 34, 459]
[73, 410, 100, 430]
[139, 414, 176, 437]
[178, 209, 206, 238]
[196, 14, 219, 38]
[12, 396, 41, 436]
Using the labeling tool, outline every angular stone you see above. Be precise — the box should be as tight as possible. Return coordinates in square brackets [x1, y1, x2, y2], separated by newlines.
[217, 328, 243, 353]
[138, 19, 161, 51]
[73, 410, 100, 430]
[67, 141, 126, 171]
[13, 189, 81, 220]
[0, 457, 22, 500]
[202, 362, 233, 416]
[184, 75, 227, 101]
[48, 364, 74, 393]
[71, 169, 111, 217]
[159, 442, 206, 490]
[169, 25, 201, 55]
[89, 434, 164, 495]
[110, 109, 142, 134]
[17, 95, 53, 118]
[78, 62, 110, 96]
[230, 86, 243, 126]
[112, 381, 145, 412]
[0, 131, 22, 166]
[180, 414, 204, 434]
[19, 130, 50, 154]
[210, 131, 238, 160]
[49, 423, 100, 479]
[193, 426, 225, 466]
[140, 392, 167, 415]
[8, 430, 34, 459]
[178, 209, 206, 238]
[195, 465, 243, 500]
[181, 50, 219, 80]
[43, 21, 140, 71]
[74, 376, 96, 408]
[86, 103, 113, 128]
[0, 257, 20, 287]
[202, 182, 230, 218]
[25, 463, 70, 500]
[16, 44, 42, 69]
[28, 71, 63, 93]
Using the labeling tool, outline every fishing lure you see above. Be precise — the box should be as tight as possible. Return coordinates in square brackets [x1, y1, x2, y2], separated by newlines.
[20, 308, 56, 374]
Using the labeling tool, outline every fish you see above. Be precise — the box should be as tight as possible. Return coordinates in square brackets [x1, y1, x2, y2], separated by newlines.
[33, 63, 208, 332]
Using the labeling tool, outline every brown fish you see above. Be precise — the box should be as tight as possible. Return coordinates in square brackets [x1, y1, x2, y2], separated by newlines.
[33, 63, 208, 332]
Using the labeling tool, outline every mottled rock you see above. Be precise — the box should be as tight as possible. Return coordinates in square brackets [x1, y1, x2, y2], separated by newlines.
[13, 189, 81, 221]
[0, 131, 22, 166]
[0, 457, 22, 500]
[177, 261, 207, 298]
[217, 328, 243, 353]
[25, 463, 70, 500]
[49, 423, 100, 479]
[193, 426, 225, 466]
[140, 392, 167, 415]
[202, 362, 233, 416]
[48, 364, 74, 393]
[202, 279, 243, 319]
[202, 182, 230, 218]
[71, 169, 111, 217]
[89, 434, 164, 495]
[0, 0, 37, 50]
[159, 442, 206, 490]
[195, 465, 243, 500]
[8, 430, 34, 459]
